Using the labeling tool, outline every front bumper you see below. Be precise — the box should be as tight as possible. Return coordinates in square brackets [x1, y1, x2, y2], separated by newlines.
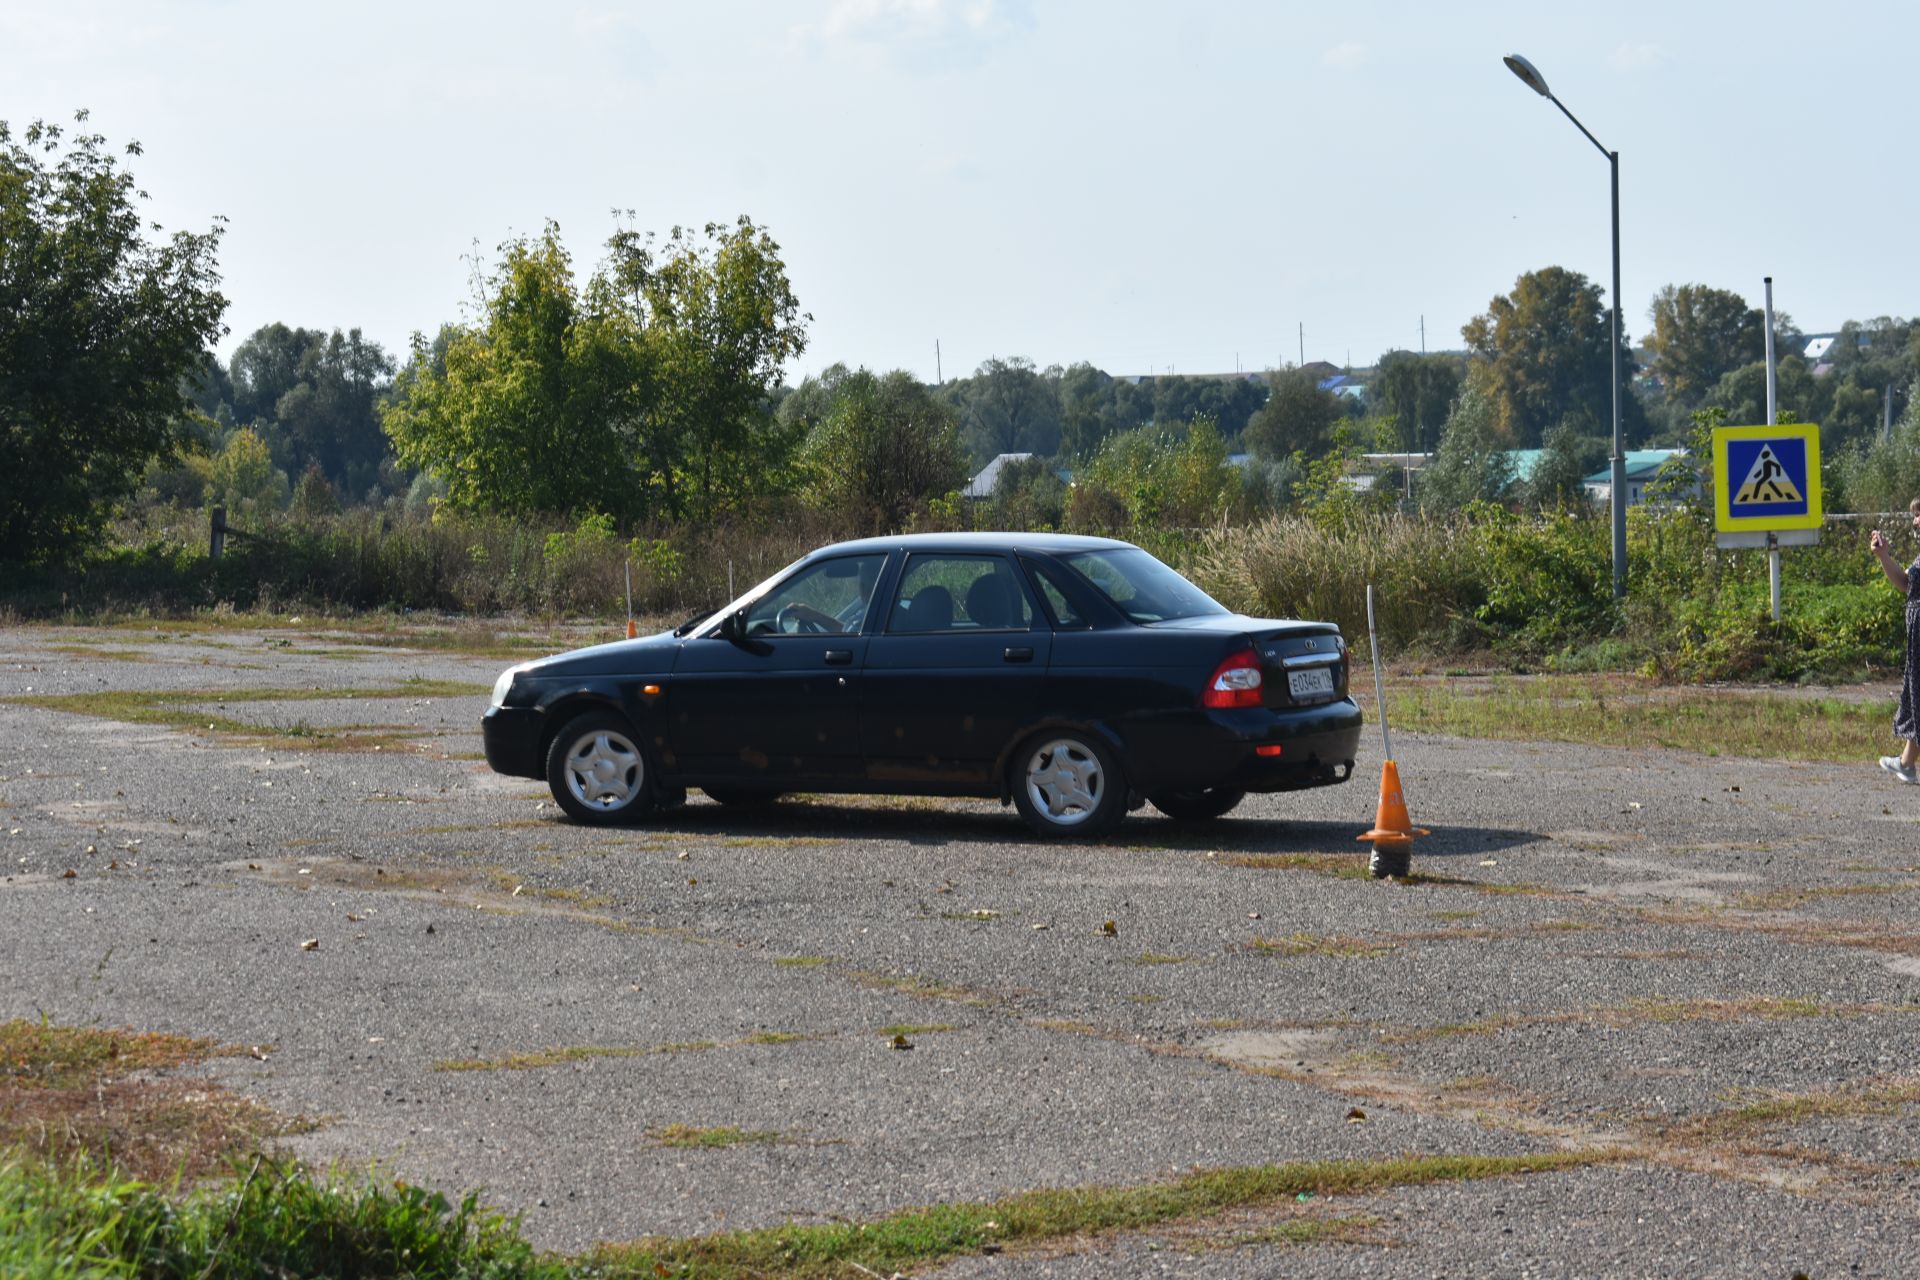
[482, 705, 547, 779]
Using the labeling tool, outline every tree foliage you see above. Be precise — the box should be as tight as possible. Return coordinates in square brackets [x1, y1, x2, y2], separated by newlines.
[1369, 351, 1461, 453]
[798, 366, 966, 531]
[1242, 367, 1341, 461]
[1419, 385, 1516, 512]
[1643, 284, 1766, 407]
[382, 217, 808, 522]
[0, 113, 227, 564]
[1462, 266, 1640, 448]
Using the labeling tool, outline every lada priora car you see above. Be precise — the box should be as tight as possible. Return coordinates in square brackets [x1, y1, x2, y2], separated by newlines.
[483, 532, 1363, 837]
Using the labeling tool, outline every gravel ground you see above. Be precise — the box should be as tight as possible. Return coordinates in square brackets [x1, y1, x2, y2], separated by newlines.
[3, 622, 1919, 1277]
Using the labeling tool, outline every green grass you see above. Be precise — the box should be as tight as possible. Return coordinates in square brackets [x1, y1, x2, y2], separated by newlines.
[648, 1124, 783, 1150]
[1389, 674, 1896, 762]
[4, 679, 487, 753]
[590, 1150, 1615, 1277]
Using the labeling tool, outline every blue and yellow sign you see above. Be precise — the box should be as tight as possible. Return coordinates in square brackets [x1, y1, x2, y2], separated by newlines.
[1712, 424, 1821, 533]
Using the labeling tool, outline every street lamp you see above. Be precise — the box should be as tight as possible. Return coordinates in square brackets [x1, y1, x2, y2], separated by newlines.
[1504, 53, 1627, 600]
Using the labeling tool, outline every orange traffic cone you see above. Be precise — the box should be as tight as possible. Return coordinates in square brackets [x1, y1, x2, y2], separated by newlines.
[1358, 759, 1428, 878]
[626, 618, 638, 639]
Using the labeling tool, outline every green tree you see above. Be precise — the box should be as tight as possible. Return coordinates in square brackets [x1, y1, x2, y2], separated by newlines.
[1461, 266, 1640, 448]
[1418, 385, 1516, 512]
[947, 357, 1061, 464]
[1643, 284, 1766, 407]
[0, 113, 227, 564]
[605, 216, 809, 520]
[209, 426, 288, 511]
[1242, 367, 1341, 460]
[799, 368, 966, 532]
[1524, 424, 1607, 510]
[1704, 356, 1826, 428]
[1080, 418, 1240, 528]
[1368, 351, 1461, 453]
[382, 225, 651, 518]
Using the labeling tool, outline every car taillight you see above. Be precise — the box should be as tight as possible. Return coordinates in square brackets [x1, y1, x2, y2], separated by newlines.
[1202, 648, 1263, 708]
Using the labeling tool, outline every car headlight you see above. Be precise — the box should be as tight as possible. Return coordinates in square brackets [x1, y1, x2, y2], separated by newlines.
[490, 666, 522, 708]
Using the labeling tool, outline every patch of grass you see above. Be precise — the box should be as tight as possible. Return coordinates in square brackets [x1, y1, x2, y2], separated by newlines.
[433, 1044, 653, 1072]
[43, 643, 151, 662]
[0, 1157, 566, 1279]
[0, 1019, 296, 1184]
[773, 955, 833, 968]
[1389, 674, 1894, 764]
[1732, 882, 1920, 912]
[5, 679, 487, 754]
[1132, 951, 1190, 965]
[741, 1032, 823, 1046]
[1662, 1078, 1920, 1143]
[1225, 853, 1372, 878]
[591, 1150, 1617, 1277]
[648, 1124, 783, 1149]
[876, 1024, 958, 1038]
[1248, 934, 1397, 959]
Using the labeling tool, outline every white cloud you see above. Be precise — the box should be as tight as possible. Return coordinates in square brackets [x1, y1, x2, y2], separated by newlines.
[1322, 42, 1368, 71]
[1608, 42, 1667, 73]
[801, 0, 1034, 69]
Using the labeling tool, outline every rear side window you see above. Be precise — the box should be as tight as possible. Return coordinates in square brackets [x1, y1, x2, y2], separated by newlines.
[1019, 556, 1089, 629]
[888, 555, 1034, 633]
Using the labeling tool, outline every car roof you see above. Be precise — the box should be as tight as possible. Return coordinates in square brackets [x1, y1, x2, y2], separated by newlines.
[808, 531, 1136, 558]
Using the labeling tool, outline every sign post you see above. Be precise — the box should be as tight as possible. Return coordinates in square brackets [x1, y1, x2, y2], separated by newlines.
[1711, 423, 1822, 622]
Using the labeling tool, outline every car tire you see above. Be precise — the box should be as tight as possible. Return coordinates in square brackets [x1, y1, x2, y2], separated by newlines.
[1012, 731, 1125, 838]
[545, 712, 658, 825]
[700, 788, 784, 807]
[1147, 787, 1247, 821]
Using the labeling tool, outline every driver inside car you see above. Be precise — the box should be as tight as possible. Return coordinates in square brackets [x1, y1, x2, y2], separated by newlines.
[771, 556, 882, 634]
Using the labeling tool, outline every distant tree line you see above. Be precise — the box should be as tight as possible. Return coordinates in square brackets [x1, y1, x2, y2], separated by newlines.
[9, 111, 1920, 572]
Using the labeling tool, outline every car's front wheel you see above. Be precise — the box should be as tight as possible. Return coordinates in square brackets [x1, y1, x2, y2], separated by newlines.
[1012, 731, 1125, 838]
[546, 712, 657, 825]
[1147, 787, 1246, 821]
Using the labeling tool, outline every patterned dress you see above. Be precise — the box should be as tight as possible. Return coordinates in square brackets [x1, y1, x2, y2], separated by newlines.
[1899, 554, 1920, 742]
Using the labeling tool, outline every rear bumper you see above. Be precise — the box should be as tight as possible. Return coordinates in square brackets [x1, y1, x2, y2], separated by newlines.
[482, 706, 547, 779]
[1120, 698, 1363, 793]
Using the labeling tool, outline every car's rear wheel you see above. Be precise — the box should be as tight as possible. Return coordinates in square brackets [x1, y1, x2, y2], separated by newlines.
[546, 712, 657, 825]
[1012, 731, 1125, 838]
[700, 788, 784, 807]
[1147, 787, 1247, 821]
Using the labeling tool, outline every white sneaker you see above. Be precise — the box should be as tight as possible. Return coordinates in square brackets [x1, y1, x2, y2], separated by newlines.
[1879, 756, 1919, 784]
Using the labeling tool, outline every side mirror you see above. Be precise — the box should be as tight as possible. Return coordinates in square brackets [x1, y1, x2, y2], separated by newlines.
[719, 607, 748, 642]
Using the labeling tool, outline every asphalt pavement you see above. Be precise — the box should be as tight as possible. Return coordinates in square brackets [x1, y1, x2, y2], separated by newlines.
[2, 622, 1917, 1278]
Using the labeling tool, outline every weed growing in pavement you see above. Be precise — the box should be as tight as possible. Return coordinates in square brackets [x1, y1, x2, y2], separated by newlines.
[589, 1150, 1617, 1277]
[1248, 934, 1397, 959]
[647, 1124, 784, 1149]
[849, 971, 995, 1006]
[772, 956, 832, 968]
[0, 1020, 303, 1185]
[875, 1024, 958, 1038]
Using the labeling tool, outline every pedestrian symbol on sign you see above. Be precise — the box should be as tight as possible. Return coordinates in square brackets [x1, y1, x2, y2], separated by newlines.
[1733, 445, 1803, 505]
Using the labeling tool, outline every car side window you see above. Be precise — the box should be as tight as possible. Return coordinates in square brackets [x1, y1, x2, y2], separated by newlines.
[1020, 556, 1090, 629]
[888, 555, 1033, 633]
[742, 554, 887, 636]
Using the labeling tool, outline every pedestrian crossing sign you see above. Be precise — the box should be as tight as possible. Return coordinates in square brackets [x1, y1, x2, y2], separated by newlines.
[1713, 424, 1821, 533]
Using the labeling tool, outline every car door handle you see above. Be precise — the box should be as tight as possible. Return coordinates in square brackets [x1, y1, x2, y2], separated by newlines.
[824, 649, 854, 665]
[1003, 647, 1033, 662]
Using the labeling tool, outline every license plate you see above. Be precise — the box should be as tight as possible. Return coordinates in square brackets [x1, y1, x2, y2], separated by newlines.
[1287, 667, 1335, 698]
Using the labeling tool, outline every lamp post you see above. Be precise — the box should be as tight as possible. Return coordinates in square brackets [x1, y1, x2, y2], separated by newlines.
[1503, 53, 1626, 600]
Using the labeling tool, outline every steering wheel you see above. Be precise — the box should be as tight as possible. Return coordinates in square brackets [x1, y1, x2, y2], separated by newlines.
[776, 602, 834, 635]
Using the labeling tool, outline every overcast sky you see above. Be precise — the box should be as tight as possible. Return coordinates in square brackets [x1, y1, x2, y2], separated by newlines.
[5, 0, 1913, 384]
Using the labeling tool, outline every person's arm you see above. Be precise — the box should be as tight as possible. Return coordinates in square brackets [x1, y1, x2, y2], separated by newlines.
[1871, 530, 1911, 593]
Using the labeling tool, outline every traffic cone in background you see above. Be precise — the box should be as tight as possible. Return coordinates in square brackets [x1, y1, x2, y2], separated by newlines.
[1358, 759, 1428, 879]
[626, 617, 638, 639]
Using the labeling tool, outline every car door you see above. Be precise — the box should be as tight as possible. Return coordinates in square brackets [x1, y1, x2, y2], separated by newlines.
[666, 553, 888, 784]
[859, 553, 1052, 788]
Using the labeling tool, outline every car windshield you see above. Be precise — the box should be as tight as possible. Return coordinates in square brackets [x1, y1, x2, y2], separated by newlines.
[1058, 548, 1230, 624]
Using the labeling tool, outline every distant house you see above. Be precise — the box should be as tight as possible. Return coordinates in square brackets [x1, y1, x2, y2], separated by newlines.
[963, 453, 1033, 500]
[1582, 449, 1698, 506]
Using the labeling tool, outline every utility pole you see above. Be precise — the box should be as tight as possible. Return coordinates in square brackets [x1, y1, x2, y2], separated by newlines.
[1298, 323, 1304, 368]
[935, 340, 942, 386]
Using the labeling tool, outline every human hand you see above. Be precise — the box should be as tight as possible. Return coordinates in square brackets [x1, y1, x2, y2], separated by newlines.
[1872, 529, 1887, 553]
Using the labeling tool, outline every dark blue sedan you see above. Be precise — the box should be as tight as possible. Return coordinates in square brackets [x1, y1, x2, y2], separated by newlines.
[483, 532, 1362, 837]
